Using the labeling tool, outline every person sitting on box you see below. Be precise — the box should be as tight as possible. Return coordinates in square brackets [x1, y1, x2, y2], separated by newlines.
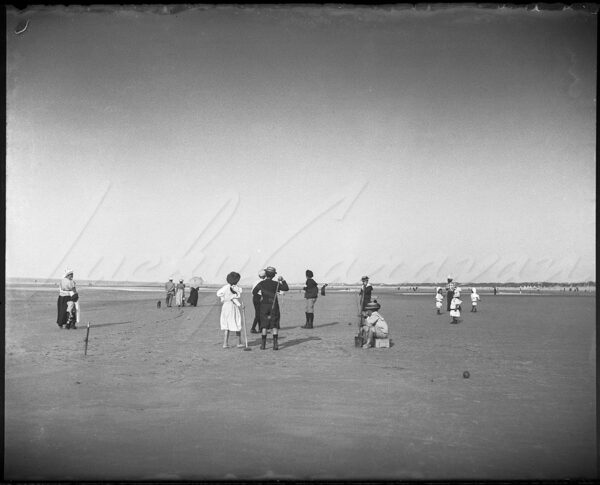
[360, 301, 388, 349]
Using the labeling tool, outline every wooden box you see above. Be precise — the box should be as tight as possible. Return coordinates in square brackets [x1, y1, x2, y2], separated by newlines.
[375, 338, 390, 348]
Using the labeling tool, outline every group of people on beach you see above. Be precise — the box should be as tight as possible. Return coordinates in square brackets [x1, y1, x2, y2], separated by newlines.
[435, 276, 481, 324]
[53, 266, 401, 351]
[164, 278, 200, 307]
[216, 269, 390, 351]
[216, 266, 295, 350]
[56, 267, 481, 349]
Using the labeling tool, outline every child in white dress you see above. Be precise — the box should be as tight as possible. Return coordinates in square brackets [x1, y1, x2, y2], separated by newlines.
[470, 288, 481, 312]
[216, 272, 244, 348]
[435, 287, 444, 314]
[450, 294, 462, 324]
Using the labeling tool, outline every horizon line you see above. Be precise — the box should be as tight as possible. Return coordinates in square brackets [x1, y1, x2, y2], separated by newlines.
[5, 276, 597, 286]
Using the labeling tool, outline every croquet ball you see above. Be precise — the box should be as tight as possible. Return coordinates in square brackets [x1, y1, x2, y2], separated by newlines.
[463, 371, 470, 378]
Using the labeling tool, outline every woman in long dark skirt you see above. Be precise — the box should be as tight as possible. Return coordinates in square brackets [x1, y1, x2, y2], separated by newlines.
[187, 286, 199, 306]
[57, 269, 76, 328]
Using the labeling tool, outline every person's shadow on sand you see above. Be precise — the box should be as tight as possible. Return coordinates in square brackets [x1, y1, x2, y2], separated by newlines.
[279, 336, 321, 349]
[92, 320, 135, 328]
[246, 336, 321, 349]
[280, 321, 341, 330]
[313, 321, 341, 329]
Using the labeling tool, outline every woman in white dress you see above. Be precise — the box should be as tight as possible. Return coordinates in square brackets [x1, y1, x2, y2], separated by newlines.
[216, 272, 243, 348]
[175, 279, 186, 307]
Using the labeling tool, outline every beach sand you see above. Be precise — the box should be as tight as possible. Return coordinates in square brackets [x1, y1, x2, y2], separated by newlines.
[4, 286, 596, 480]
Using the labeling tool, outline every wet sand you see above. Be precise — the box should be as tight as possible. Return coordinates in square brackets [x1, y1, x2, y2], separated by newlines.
[4, 286, 596, 480]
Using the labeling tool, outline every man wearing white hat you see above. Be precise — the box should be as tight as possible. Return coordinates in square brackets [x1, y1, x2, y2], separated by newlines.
[359, 276, 373, 311]
[57, 269, 76, 328]
[165, 278, 176, 307]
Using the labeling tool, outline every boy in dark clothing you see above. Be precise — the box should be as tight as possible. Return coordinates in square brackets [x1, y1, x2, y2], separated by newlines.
[358, 276, 373, 328]
[359, 276, 373, 310]
[301, 269, 318, 329]
[252, 266, 289, 350]
[445, 276, 456, 312]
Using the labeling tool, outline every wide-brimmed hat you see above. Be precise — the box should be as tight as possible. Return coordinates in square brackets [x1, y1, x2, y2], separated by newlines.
[226, 272, 241, 285]
[361, 276, 369, 281]
[264, 266, 277, 277]
[64, 269, 73, 278]
[365, 301, 381, 311]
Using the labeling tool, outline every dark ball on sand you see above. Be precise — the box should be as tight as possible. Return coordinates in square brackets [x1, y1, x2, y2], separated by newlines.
[463, 371, 470, 379]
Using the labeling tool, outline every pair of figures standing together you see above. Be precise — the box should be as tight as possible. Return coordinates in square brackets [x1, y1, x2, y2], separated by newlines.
[56, 268, 80, 329]
[165, 278, 187, 307]
[249, 267, 319, 326]
[217, 266, 289, 350]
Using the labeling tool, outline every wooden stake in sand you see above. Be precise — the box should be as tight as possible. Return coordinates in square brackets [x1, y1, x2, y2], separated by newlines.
[84, 321, 91, 356]
[356, 291, 364, 331]
[240, 303, 252, 351]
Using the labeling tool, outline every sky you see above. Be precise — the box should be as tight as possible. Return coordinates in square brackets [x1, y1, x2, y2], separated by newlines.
[5, 4, 597, 285]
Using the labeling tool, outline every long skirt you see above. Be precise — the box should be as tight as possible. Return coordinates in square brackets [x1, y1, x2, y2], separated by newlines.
[259, 302, 281, 330]
[175, 289, 184, 306]
[56, 295, 71, 327]
[187, 287, 199, 306]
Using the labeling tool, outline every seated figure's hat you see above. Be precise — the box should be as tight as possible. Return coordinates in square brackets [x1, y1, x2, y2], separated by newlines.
[364, 301, 381, 311]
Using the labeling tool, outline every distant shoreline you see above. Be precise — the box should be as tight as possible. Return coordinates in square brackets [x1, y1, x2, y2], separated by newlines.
[5, 283, 596, 295]
[5, 277, 596, 289]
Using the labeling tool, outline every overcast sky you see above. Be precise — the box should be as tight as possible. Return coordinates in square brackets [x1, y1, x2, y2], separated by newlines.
[5, 5, 597, 285]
